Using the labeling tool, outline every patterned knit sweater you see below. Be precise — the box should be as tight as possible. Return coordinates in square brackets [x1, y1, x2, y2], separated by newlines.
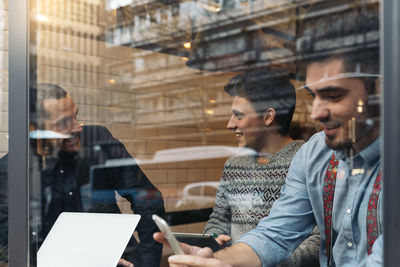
[204, 140, 320, 266]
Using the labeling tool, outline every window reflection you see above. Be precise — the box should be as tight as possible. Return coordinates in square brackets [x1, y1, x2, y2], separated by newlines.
[27, 84, 165, 266]
[23, 0, 382, 266]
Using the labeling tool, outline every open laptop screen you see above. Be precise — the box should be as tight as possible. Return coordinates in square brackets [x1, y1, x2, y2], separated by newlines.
[37, 212, 140, 267]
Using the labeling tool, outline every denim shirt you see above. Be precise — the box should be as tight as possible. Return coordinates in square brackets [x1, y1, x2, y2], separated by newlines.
[239, 131, 382, 267]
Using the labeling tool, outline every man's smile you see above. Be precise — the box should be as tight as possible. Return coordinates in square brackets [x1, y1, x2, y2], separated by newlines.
[234, 132, 243, 140]
[322, 120, 343, 137]
[64, 137, 78, 145]
[62, 133, 81, 151]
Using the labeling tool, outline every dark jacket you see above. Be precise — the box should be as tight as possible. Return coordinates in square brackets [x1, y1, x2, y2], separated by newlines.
[0, 125, 166, 266]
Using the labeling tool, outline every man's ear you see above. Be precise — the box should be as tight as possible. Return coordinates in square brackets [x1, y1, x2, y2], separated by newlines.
[263, 108, 276, 127]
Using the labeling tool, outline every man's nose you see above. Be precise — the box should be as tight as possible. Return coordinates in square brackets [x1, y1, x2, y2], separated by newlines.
[227, 115, 236, 129]
[310, 98, 329, 121]
[71, 118, 82, 133]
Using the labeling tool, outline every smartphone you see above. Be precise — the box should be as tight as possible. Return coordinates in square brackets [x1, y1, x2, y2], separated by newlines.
[173, 232, 222, 252]
[152, 214, 185, 255]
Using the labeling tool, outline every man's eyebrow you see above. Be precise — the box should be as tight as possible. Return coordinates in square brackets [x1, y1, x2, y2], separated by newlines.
[53, 117, 70, 125]
[54, 112, 77, 124]
[315, 86, 348, 93]
[304, 85, 313, 94]
[232, 109, 244, 115]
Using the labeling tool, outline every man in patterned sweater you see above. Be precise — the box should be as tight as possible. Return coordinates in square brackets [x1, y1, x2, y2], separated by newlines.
[203, 70, 320, 266]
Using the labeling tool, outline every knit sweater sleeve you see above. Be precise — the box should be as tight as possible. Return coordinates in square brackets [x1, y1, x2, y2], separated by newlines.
[204, 166, 232, 236]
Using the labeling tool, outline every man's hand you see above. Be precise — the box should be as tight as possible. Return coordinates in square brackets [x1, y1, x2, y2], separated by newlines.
[168, 255, 232, 267]
[154, 232, 231, 267]
[154, 232, 260, 267]
[153, 232, 213, 257]
[215, 235, 232, 247]
[117, 258, 134, 267]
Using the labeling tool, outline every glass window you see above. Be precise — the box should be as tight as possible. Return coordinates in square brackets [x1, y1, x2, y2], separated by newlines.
[14, 0, 385, 266]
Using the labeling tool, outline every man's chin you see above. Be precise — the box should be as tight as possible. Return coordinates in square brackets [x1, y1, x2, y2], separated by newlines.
[61, 143, 81, 153]
[238, 142, 247, 148]
[61, 137, 81, 153]
[325, 136, 352, 151]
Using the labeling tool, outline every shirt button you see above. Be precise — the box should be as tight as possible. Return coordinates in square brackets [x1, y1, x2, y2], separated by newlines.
[347, 242, 353, 247]
[346, 208, 351, 214]
[60, 169, 64, 174]
[69, 191, 73, 196]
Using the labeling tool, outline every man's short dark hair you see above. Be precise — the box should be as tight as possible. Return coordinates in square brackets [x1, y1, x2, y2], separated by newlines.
[224, 69, 296, 135]
[296, 5, 380, 94]
[30, 83, 68, 127]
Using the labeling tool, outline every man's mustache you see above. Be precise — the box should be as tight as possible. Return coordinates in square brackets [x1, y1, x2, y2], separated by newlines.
[63, 132, 80, 142]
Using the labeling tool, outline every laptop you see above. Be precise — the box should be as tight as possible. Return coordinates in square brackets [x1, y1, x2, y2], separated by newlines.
[37, 212, 141, 267]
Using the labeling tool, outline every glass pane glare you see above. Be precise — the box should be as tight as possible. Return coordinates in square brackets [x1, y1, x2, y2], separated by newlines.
[27, 1, 382, 266]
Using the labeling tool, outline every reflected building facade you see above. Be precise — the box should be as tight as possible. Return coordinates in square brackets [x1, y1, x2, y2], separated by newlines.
[28, 0, 379, 226]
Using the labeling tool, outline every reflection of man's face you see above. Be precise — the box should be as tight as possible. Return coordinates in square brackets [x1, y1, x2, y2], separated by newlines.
[306, 58, 377, 150]
[227, 96, 266, 151]
[41, 96, 82, 154]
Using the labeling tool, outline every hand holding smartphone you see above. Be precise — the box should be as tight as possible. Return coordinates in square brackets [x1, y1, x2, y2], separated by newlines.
[173, 232, 222, 252]
[152, 214, 185, 255]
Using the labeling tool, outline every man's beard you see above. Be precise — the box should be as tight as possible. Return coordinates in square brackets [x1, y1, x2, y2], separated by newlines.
[325, 118, 376, 151]
[61, 135, 81, 153]
[325, 136, 352, 150]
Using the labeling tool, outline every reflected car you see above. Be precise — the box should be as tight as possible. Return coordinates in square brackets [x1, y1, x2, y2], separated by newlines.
[174, 181, 220, 209]
[89, 145, 256, 210]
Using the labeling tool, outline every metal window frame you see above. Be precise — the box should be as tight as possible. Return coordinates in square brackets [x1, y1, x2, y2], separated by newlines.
[383, 0, 400, 266]
[6, 0, 400, 266]
[9, 0, 30, 266]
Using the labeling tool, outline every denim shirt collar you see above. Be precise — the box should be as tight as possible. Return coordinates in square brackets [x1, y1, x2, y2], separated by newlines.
[359, 135, 381, 163]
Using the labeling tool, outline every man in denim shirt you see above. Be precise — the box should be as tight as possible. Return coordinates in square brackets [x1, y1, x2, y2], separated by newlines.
[155, 7, 383, 267]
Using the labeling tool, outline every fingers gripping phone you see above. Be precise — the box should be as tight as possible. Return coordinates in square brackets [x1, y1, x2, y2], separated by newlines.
[152, 214, 185, 255]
